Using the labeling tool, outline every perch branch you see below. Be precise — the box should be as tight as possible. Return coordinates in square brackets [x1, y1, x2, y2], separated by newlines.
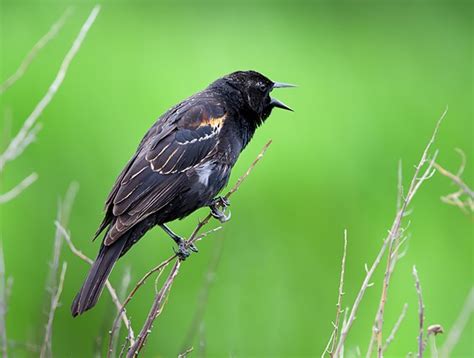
[333, 108, 447, 358]
[120, 140, 272, 357]
[0, 8, 73, 95]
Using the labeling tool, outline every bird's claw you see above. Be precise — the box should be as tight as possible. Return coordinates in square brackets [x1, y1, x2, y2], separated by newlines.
[173, 240, 198, 261]
[210, 206, 231, 223]
[209, 196, 231, 223]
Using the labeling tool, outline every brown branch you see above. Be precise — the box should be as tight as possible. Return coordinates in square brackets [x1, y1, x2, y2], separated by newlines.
[322, 230, 348, 358]
[55, 222, 136, 346]
[333, 108, 447, 358]
[412, 266, 425, 358]
[440, 287, 474, 357]
[0, 8, 73, 94]
[40, 262, 67, 358]
[119, 140, 273, 357]
[382, 303, 408, 353]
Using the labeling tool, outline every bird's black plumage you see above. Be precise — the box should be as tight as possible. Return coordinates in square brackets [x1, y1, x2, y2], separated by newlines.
[71, 70, 294, 316]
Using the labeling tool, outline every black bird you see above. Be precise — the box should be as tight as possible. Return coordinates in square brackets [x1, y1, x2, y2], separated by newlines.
[71, 70, 294, 316]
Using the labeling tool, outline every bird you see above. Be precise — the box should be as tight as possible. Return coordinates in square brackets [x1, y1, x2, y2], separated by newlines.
[71, 70, 294, 317]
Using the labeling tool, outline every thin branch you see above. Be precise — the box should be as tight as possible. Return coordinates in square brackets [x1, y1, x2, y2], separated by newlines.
[40, 262, 67, 358]
[433, 162, 473, 200]
[323, 230, 348, 358]
[121, 140, 273, 357]
[334, 108, 447, 358]
[0, 173, 38, 204]
[126, 261, 181, 358]
[382, 303, 408, 353]
[440, 287, 474, 357]
[55, 222, 135, 346]
[0, 8, 73, 94]
[433, 150, 473, 214]
[0, 5, 100, 172]
[412, 266, 425, 358]
[178, 347, 194, 358]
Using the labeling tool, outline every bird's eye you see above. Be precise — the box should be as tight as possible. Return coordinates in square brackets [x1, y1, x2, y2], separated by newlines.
[257, 82, 266, 92]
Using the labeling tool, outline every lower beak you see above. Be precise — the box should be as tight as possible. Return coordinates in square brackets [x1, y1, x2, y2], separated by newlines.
[270, 97, 293, 111]
[271, 81, 296, 111]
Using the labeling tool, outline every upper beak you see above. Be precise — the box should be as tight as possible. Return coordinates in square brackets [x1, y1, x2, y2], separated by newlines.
[272, 82, 297, 89]
[271, 81, 296, 111]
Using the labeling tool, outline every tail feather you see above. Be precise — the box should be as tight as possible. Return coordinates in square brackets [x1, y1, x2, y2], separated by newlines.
[71, 238, 127, 317]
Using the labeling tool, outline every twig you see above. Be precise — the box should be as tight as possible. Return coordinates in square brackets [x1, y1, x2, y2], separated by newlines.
[178, 346, 194, 358]
[40, 262, 67, 358]
[382, 303, 408, 353]
[412, 266, 425, 358]
[0, 172, 38, 204]
[0, 5, 100, 173]
[0, 8, 73, 94]
[439, 287, 474, 357]
[322, 230, 348, 358]
[121, 140, 273, 357]
[433, 150, 473, 213]
[55, 222, 136, 346]
[334, 108, 447, 358]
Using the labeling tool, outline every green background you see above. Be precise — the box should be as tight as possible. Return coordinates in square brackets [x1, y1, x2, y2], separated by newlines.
[1, 0, 472, 357]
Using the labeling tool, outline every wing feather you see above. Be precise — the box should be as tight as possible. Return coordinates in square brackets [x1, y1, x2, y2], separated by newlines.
[99, 99, 226, 246]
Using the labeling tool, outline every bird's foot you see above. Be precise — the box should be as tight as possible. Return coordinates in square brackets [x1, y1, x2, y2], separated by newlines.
[173, 238, 198, 261]
[209, 196, 231, 223]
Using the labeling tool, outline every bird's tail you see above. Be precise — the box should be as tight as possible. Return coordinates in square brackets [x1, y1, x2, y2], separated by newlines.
[71, 238, 127, 317]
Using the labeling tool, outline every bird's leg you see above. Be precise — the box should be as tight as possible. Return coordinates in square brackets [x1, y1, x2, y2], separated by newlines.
[209, 196, 231, 223]
[159, 224, 198, 261]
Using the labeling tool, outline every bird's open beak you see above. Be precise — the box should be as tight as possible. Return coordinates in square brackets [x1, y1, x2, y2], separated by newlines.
[271, 81, 296, 111]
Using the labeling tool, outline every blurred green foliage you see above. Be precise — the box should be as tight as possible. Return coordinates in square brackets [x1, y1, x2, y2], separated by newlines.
[1, 0, 472, 357]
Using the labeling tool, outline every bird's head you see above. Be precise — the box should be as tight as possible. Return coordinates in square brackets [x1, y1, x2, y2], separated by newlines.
[216, 70, 295, 123]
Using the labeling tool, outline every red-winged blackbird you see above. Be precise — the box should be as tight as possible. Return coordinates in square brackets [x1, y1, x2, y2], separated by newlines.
[71, 70, 294, 316]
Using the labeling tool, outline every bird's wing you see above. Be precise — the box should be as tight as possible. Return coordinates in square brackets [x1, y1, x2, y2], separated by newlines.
[98, 99, 226, 245]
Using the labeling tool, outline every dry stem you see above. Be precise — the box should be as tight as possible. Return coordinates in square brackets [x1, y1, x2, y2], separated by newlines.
[55, 222, 136, 345]
[382, 303, 408, 353]
[433, 149, 473, 213]
[0, 8, 73, 94]
[333, 109, 447, 358]
[119, 140, 272, 357]
[0, 172, 38, 204]
[0, 5, 100, 173]
[40, 262, 67, 358]
[322, 230, 348, 357]
[412, 266, 425, 358]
